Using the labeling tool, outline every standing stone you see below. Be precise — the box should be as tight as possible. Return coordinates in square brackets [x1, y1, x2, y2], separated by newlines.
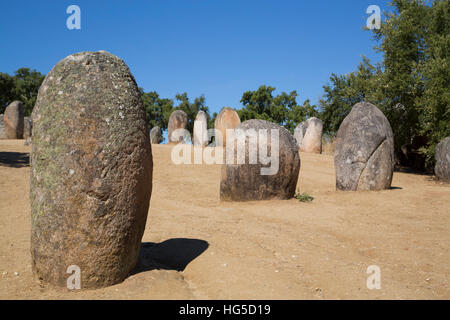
[150, 126, 162, 144]
[0, 114, 6, 139]
[220, 119, 300, 201]
[23, 117, 33, 146]
[193, 110, 209, 147]
[24, 117, 33, 140]
[214, 107, 240, 147]
[334, 102, 394, 191]
[293, 122, 306, 149]
[301, 118, 323, 154]
[30, 51, 153, 289]
[167, 110, 188, 144]
[435, 137, 450, 182]
[4, 101, 24, 139]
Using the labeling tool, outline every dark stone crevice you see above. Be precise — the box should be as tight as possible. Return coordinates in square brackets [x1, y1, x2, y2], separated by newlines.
[356, 137, 387, 188]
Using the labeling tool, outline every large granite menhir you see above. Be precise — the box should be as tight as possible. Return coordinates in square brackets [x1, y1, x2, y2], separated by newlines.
[214, 107, 240, 147]
[334, 102, 394, 191]
[168, 110, 188, 144]
[193, 110, 209, 147]
[4, 101, 24, 139]
[294, 117, 323, 154]
[30, 51, 153, 289]
[220, 119, 300, 201]
[150, 126, 162, 144]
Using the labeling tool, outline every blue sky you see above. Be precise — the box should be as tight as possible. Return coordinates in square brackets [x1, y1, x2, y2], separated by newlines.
[0, 0, 390, 115]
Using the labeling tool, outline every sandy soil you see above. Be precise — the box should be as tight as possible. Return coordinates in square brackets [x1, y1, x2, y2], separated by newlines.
[0, 140, 449, 299]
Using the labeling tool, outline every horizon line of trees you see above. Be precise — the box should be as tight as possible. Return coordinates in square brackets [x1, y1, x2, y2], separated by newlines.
[1, 0, 448, 172]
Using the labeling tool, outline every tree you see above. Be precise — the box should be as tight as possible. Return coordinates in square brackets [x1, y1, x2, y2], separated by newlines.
[173, 92, 210, 135]
[319, 0, 449, 171]
[12, 68, 45, 115]
[141, 90, 174, 131]
[0, 73, 15, 114]
[285, 99, 320, 133]
[319, 57, 381, 135]
[416, 0, 450, 168]
[238, 85, 319, 132]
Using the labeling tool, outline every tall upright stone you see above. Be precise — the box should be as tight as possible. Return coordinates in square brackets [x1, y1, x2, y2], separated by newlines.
[220, 119, 300, 201]
[0, 114, 6, 139]
[168, 110, 188, 144]
[24, 116, 33, 140]
[150, 126, 162, 144]
[334, 102, 394, 191]
[193, 110, 209, 147]
[435, 137, 450, 182]
[294, 118, 323, 154]
[4, 101, 24, 139]
[214, 107, 240, 147]
[293, 122, 305, 149]
[30, 51, 153, 289]
[302, 118, 323, 154]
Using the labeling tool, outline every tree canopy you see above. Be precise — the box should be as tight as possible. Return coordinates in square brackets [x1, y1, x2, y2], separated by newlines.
[238, 85, 319, 133]
[0, 68, 45, 115]
[320, 0, 449, 170]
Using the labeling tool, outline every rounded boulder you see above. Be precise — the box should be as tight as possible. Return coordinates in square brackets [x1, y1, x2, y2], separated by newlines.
[334, 102, 394, 191]
[220, 119, 300, 201]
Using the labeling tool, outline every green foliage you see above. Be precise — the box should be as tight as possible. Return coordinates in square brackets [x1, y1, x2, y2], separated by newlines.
[238, 85, 319, 133]
[0, 73, 15, 112]
[320, 57, 382, 135]
[0, 68, 45, 115]
[141, 90, 174, 132]
[173, 93, 210, 135]
[319, 0, 449, 171]
[295, 190, 314, 203]
[140, 89, 210, 142]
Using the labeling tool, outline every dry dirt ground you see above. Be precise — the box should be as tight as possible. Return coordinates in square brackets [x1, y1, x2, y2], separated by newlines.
[0, 140, 449, 299]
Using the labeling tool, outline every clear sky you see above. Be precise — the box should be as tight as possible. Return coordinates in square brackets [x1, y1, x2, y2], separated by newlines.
[0, 0, 389, 115]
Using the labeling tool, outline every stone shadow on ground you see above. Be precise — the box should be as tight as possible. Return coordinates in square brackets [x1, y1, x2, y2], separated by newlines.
[0, 152, 29, 168]
[132, 238, 209, 274]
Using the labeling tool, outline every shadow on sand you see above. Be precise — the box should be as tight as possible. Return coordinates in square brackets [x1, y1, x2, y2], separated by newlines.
[132, 238, 209, 274]
[0, 152, 29, 168]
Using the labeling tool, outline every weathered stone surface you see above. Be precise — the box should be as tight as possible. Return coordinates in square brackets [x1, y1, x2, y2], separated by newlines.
[4, 101, 24, 139]
[334, 102, 394, 191]
[435, 137, 450, 181]
[193, 110, 209, 147]
[150, 126, 162, 144]
[293, 122, 305, 149]
[214, 107, 240, 147]
[24, 116, 33, 140]
[30, 51, 153, 289]
[168, 110, 188, 144]
[220, 119, 300, 201]
[0, 114, 6, 139]
[298, 117, 323, 154]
